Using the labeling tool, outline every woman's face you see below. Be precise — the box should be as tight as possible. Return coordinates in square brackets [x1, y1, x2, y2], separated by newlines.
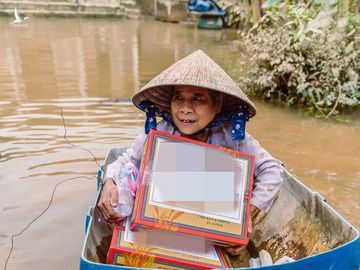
[171, 86, 222, 137]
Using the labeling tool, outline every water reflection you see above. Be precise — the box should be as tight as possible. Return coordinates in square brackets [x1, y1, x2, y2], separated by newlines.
[0, 16, 359, 270]
[0, 18, 241, 102]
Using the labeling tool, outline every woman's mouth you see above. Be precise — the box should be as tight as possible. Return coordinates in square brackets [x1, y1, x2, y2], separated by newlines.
[180, 119, 195, 126]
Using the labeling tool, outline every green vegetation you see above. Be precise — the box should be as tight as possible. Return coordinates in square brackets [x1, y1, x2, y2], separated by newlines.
[237, 1, 359, 118]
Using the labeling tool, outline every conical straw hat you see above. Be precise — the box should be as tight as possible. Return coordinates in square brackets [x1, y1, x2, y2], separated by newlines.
[132, 50, 256, 118]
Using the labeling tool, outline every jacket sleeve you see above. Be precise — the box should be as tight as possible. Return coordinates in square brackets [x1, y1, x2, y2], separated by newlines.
[243, 133, 283, 212]
[105, 132, 147, 180]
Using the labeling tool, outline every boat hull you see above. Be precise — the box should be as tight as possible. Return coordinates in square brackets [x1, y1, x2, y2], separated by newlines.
[197, 15, 223, 29]
[80, 148, 360, 269]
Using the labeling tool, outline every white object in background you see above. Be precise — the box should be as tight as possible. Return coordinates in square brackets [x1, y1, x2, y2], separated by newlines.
[259, 249, 273, 266]
[274, 256, 295, 265]
[10, 8, 29, 24]
[249, 257, 261, 268]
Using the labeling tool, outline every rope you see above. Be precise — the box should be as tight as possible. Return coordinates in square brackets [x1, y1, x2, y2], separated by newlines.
[3, 106, 100, 270]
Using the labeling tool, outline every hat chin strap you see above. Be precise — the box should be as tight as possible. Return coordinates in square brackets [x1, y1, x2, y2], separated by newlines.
[230, 106, 250, 141]
[139, 101, 249, 141]
[206, 105, 249, 141]
[139, 101, 174, 134]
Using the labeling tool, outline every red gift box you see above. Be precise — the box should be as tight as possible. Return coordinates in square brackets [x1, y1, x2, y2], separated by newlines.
[107, 220, 229, 269]
[130, 130, 255, 245]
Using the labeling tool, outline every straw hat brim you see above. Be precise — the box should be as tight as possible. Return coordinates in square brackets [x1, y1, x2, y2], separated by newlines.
[132, 50, 256, 118]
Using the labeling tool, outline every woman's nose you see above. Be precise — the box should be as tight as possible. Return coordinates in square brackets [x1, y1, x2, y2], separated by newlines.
[180, 101, 194, 114]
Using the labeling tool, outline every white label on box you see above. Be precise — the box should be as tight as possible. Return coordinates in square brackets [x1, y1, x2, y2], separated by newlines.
[151, 171, 234, 201]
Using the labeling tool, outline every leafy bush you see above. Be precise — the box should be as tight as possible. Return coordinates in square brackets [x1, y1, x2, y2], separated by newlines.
[238, 4, 359, 117]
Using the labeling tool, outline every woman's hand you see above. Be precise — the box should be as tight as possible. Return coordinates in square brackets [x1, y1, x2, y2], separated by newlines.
[97, 178, 121, 223]
[225, 218, 252, 256]
[225, 205, 258, 256]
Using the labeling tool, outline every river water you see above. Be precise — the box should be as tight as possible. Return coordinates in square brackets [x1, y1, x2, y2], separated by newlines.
[0, 17, 359, 270]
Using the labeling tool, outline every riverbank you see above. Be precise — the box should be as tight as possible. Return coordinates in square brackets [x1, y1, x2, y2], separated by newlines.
[0, 0, 194, 24]
[0, 0, 140, 18]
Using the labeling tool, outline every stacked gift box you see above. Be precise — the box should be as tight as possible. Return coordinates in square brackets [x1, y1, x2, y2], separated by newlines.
[108, 219, 229, 269]
[107, 130, 255, 269]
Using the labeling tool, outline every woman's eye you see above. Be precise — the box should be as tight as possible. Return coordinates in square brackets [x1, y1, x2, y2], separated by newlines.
[173, 95, 182, 100]
[193, 96, 203, 102]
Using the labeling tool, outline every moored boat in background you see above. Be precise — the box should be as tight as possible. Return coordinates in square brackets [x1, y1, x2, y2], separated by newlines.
[188, 0, 226, 29]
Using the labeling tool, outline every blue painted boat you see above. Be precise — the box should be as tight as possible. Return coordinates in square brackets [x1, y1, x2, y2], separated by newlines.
[80, 148, 360, 270]
[197, 14, 224, 29]
[188, 0, 227, 29]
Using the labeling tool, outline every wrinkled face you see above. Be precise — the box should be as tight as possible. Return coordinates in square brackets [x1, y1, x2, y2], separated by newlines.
[171, 86, 222, 137]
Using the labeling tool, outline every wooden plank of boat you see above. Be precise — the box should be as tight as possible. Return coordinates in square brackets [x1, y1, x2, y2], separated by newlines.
[80, 148, 360, 270]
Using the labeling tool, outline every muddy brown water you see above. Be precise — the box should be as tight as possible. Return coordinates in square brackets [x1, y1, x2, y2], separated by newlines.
[0, 17, 359, 270]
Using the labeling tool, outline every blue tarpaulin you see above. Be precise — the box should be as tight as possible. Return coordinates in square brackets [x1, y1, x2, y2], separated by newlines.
[188, 0, 226, 16]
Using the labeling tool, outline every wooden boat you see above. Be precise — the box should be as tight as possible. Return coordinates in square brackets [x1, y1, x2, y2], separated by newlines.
[80, 148, 360, 269]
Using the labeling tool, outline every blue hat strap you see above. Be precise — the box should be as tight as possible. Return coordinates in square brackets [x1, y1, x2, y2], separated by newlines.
[138, 101, 157, 134]
[138, 101, 175, 134]
[138, 101, 249, 140]
[206, 110, 234, 130]
[206, 106, 249, 141]
[231, 106, 249, 141]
